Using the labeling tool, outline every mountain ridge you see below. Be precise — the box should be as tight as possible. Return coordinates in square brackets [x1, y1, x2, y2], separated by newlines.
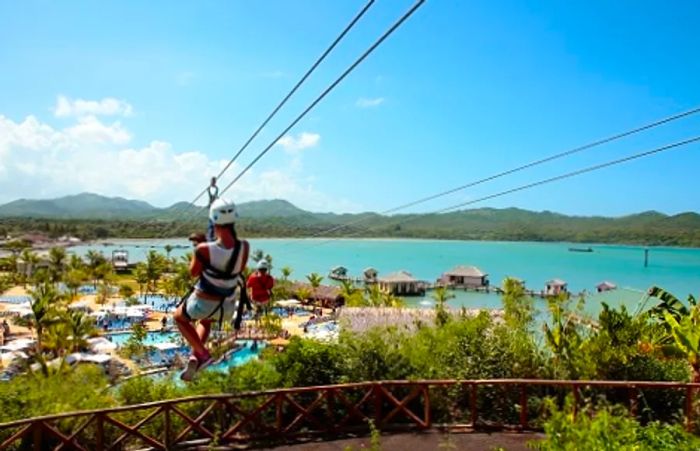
[0, 193, 699, 246]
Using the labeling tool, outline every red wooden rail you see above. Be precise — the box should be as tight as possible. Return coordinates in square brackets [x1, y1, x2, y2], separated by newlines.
[0, 379, 697, 450]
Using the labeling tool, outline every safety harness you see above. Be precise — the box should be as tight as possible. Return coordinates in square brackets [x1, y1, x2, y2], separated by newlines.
[181, 240, 251, 330]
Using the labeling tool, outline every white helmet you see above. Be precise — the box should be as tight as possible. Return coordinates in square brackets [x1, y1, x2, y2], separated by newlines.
[209, 198, 238, 225]
[257, 260, 269, 270]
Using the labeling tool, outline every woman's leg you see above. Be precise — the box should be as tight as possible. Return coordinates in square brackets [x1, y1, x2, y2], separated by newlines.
[174, 303, 208, 358]
[197, 319, 212, 344]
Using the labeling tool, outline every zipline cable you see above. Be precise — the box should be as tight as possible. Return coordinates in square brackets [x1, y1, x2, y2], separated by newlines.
[289, 106, 700, 240]
[302, 136, 700, 249]
[184, 0, 378, 209]
[216, 0, 427, 200]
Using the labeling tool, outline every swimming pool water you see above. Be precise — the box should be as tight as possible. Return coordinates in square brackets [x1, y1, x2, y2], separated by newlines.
[108, 331, 181, 347]
[209, 341, 266, 372]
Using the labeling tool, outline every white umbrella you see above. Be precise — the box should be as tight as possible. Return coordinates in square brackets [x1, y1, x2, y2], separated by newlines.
[276, 299, 301, 307]
[88, 337, 117, 352]
[152, 342, 179, 351]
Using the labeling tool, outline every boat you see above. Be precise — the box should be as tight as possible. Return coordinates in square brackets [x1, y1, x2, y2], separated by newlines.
[568, 247, 593, 253]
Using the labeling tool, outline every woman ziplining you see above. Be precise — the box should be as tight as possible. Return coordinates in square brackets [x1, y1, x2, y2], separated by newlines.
[174, 197, 250, 381]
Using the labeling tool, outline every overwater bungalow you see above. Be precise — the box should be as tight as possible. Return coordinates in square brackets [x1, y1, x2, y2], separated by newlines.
[377, 271, 426, 296]
[596, 281, 617, 293]
[363, 267, 378, 283]
[545, 279, 568, 296]
[328, 266, 349, 281]
[441, 265, 489, 288]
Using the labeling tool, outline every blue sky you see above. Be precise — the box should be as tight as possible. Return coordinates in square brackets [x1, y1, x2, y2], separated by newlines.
[1, 0, 699, 216]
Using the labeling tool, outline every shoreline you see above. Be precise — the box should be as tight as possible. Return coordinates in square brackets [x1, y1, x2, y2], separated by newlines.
[83, 237, 700, 251]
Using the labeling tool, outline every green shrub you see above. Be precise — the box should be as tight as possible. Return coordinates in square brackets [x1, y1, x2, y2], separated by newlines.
[530, 400, 700, 451]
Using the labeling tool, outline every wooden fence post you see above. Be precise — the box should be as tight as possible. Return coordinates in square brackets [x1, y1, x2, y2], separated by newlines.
[628, 387, 638, 417]
[519, 385, 528, 429]
[373, 384, 383, 427]
[95, 414, 104, 451]
[686, 386, 694, 432]
[470, 383, 478, 427]
[423, 385, 431, 429]
[32, 421, 42, 450]
[163, 405, 171, 449]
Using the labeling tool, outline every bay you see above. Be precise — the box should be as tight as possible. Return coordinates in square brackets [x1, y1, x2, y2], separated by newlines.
[69, 238, 700, 315]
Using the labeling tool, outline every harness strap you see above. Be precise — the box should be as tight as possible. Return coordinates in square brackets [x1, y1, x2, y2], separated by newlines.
[200, 240, 247, 329]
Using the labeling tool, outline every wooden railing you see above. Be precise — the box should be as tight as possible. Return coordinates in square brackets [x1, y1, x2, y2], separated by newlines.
[0, 379, 698, 450]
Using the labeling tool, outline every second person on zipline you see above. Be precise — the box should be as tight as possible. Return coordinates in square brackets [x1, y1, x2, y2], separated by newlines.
[174, 198, 249, 381]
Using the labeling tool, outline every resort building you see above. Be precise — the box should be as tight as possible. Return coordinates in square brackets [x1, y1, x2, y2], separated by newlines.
[545, 279, 568, 296]
[377, 271, 425, 296]
[596, 281, 617, 293]
[112, 250, 129, 273]
[292, 283, 345, 308]
[441, 265, 489, 288]
[329, 266, 349, 281]
[363, 267, 378, 283]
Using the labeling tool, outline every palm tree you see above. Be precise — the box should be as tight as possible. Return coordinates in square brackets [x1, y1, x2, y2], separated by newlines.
[48, 247, 67, 285]
[65, 310, 97, 353]
[306, 273, 323, 289]
[432, 286, 455, 326]
[663, 310, 700, 382]
[164, 244, 174, 259]
[118, 284, 135, 300]
[4, 253, 18, 284]
[431, 286, 455, 308]
[281, 266, 293, 282]
[145, 250, 166, 296]
[64, 268, 87, 301]
[67, 254, 85, 271]
[22, 283, 64, 375]
[381, 291, 404, 308]
[134, 263, 149, 301]
[339, 279, 364, 307]
[20, 249, 40, 286]
[295, 286, 313, 304]
[85, 250, 106, 288]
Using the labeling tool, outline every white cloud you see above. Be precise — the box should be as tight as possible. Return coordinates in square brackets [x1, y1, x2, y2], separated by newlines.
[275, 132, 320, 154]
[0, 106, 358, 212]
[356, 97, 385, 108]
[53, 95, 134, 118]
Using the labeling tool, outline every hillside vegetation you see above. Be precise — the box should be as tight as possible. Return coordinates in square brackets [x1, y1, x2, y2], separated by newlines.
[0, 193, 699, 246]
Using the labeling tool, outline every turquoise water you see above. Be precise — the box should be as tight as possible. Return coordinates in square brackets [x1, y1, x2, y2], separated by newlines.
[108, 331, 181, 347]
[209, 340, 265, 372]
[71, 238, 700, 298]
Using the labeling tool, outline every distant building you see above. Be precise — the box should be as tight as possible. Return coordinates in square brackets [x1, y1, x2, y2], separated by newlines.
[363, 267, 378, 283]
[291, 283, 345, 308]
[545, 279, 568, 296]
[377, 271, 425, 296]
[596, 281, 617, 293]
[329, 266, 349, 281]
[112, 250, 129, 272]
[442, 265, 489, 288]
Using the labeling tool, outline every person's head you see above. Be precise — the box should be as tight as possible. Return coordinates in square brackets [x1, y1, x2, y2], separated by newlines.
[210, 176, 217, 187]
[257, 260, 269, 274]
[209, 198, 238, 239]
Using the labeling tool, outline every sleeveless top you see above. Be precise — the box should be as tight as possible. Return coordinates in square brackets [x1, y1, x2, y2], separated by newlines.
[195, 240, 248, 298]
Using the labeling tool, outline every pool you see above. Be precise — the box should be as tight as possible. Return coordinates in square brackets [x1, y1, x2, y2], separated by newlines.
[108, 331, 182, 347]
[208, 340, 266, 372]
[0, 295, 31, 304]
[139, 295, 179, 312]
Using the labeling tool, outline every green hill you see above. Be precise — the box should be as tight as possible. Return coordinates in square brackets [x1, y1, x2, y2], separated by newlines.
[0, 193, 699, 246]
